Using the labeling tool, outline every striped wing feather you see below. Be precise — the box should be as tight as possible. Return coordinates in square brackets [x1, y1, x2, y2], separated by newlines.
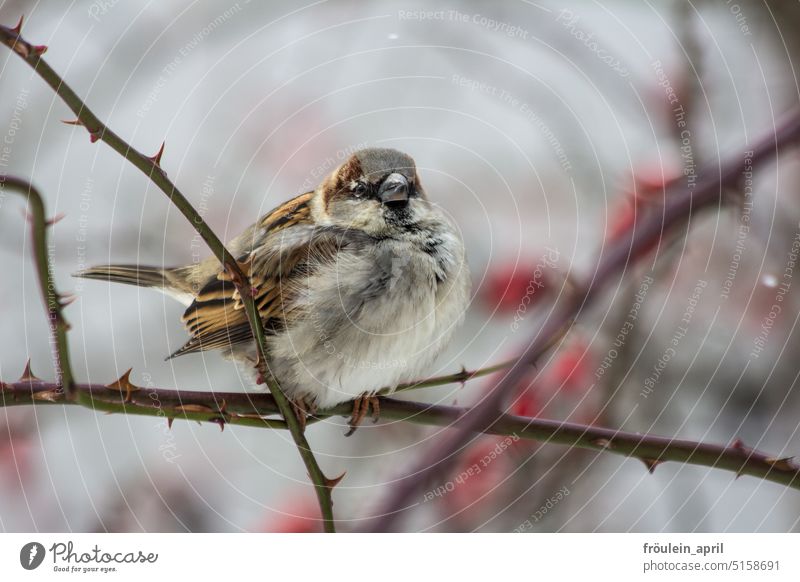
[169, 192, 324, 358]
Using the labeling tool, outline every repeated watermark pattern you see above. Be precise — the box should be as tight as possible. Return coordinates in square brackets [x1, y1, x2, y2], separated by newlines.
[308, 304, 409, 372]
[641, 279, 707, 398]
[46, 239, 62, 386]
[513, 486, 571, 531]
[720, 151, 755, 300]
[652, 59, 697, 192]
[189, 174, 216, 287]
[0, 87, 29, 211]
[143, 371, 181, 464]
[398, 10, 530, 40]
[724, 1, 752, 36]
[423, 434, 520, 502]
[87, 0, 122, 22]
[555, 10, 629, 77]
[453, 74, 572, 172]
[511, 247, 561, 331]
[750, 224, 800, 359]
[137, 2, 250, 118]
[300, 142, 369, 192]
[73, 177, 94, 293]
[595, 274, 654, 379]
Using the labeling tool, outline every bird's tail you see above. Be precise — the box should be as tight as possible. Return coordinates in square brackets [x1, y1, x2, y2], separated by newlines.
[73, 264, 171, 288]
[73, 264, 196, 305]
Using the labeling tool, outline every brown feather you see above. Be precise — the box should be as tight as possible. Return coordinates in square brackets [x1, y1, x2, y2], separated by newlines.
[322, 157, 362, 212]
[169, 191, 325, 359]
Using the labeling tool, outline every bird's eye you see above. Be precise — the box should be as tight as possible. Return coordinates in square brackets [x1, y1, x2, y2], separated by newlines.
[352, 182, 368, 197]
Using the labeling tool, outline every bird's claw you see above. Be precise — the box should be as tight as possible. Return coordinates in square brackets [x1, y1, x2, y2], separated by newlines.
[345, 395, 380, 436]
[291, 397, 316, 431]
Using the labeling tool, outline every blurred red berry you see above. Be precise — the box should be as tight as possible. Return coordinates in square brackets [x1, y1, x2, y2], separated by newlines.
[256, 495, 322, 533]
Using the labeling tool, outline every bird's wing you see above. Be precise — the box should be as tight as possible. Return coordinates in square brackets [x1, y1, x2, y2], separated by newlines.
[169, 191, 332, 358]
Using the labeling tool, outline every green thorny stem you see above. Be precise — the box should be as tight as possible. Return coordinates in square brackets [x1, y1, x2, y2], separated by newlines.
[0, 176, 76, 398]
[0, 20, 336, 531]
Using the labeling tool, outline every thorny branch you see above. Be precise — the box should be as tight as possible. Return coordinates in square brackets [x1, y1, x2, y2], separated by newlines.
[2, 378, 799, 492]
[0, 176, 76, 398]
[0, 18, 336, 532]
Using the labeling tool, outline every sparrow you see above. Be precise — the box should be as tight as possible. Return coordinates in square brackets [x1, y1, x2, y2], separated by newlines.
[75, 148, 471, 433]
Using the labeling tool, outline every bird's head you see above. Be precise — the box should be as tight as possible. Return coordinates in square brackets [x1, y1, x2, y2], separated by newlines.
[314, 148, 431, 235]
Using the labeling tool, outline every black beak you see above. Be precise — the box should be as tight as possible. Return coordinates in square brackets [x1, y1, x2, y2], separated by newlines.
[379, 173, 409, 206]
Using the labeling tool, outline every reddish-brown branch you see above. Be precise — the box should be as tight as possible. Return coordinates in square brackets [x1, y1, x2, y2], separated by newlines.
[2, 379, 799, 493]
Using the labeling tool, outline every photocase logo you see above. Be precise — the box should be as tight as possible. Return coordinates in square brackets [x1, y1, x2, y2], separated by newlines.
[19, 542, 46, 570]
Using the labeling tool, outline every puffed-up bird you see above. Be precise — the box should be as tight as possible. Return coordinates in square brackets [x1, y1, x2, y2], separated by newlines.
[75, 148, 471, 433]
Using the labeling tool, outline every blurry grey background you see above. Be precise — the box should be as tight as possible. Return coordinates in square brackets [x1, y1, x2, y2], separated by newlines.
[1, 0, 799, 532]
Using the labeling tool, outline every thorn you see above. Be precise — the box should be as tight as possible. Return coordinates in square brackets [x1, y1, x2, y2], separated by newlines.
[45, 213, 66, 227]
[105, 368, 141, 402]
[148, 141, 165, 167]
[590, 437, 613, 449]
[324, 471, 346, 489]
[764, 457, 797, 472]
[218, 398, 228, 415]
[210, 416, 226, 432]
[640, 458, 662, 474]
[254, 359, 270, 385]
[167, 417, 174, 430]
[730, 438, 750, 455]
[295, 405, 309, 433]
[458, 365, 469, 387]
[11, 15, 23, 35]
[224, 263, 243, 287]
[18, 359, 41, 383]
[61, 119, 101, 143]
[220, 258, 252, 288]
[58, 293, 78, 308]
[33, 390, 62, 402]
[13, 41, 48, 58]
[730, 439, 748, 479]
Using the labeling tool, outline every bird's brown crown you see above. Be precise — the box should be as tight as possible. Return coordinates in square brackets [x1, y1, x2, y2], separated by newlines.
[321, 148, 420, 205]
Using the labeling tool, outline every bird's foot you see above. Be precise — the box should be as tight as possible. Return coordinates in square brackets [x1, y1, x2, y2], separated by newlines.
[290, 396, 317, 432]
[345, 394, 380, 436]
